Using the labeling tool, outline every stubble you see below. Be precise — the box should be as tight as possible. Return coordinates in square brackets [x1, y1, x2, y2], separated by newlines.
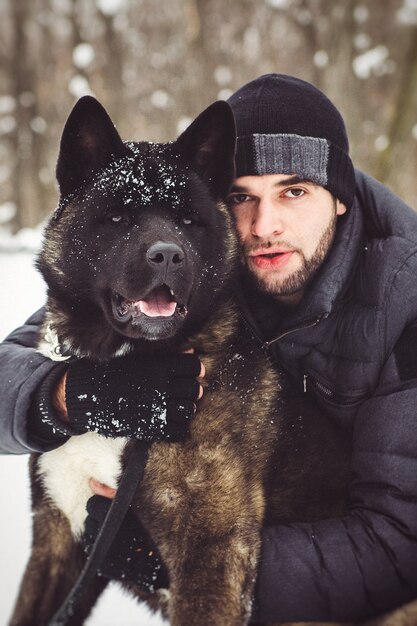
[243, 211, 338, 298]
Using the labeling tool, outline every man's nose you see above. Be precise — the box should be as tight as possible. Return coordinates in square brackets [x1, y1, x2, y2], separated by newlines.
[251, 200, 284, 239]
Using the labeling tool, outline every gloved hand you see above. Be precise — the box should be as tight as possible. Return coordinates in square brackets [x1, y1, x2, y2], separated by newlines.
[83, 495, 169, 592]
[63, 352, 202, 441]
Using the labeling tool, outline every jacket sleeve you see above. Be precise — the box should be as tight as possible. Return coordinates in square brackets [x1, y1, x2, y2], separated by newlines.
[253, 334, 417, 622]
[0, 308, 65, 454]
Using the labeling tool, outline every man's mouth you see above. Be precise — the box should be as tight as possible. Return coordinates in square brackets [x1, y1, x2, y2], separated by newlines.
[111, 285, 188, 322]
[248, 249, 294, 269]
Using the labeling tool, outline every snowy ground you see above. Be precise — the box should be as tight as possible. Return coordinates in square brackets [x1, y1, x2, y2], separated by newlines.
[0, 246, 166, 625]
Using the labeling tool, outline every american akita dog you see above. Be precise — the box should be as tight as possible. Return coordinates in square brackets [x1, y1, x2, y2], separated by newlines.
[10, 97, 352, 626]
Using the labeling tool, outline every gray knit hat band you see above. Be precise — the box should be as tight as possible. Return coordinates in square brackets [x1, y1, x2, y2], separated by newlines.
[234, 131, 355, 207]
[237, 133, 329, 186]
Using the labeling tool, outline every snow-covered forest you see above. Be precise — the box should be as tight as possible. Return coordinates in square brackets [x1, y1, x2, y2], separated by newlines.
[0, 0, 417, 234]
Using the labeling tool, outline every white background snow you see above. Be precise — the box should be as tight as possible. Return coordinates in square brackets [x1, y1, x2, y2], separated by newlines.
[0, 238, 166, 625]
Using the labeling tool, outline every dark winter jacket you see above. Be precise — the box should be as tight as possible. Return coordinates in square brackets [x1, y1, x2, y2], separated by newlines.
[1, 170, 417, 621]
[247, 169, 417, 622]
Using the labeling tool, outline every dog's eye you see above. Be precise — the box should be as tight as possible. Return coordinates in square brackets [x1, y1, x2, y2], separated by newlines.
[182, 217, 193, 225]
[110, 215, 123, 223]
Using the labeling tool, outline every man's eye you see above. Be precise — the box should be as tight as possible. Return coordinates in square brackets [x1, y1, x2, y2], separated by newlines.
[228, 194, 251, 205]
[284, 188, 305, 198]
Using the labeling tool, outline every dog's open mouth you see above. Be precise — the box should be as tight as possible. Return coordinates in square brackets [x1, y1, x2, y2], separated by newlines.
[112, 285, 188, 322]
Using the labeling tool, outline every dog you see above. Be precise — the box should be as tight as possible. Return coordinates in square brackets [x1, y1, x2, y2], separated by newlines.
[10, 96, 353, 626]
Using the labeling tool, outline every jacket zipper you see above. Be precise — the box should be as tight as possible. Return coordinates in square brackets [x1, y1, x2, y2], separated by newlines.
[239, 310, 327, 392]
[304, 374, 336, 395]
[263, 315, 325, 349]
[239, 311, 326, 355]
[303, 373, 366, 406]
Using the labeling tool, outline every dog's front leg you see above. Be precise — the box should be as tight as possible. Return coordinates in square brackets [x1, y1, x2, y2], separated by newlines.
[9, 499, 107, 626]
[167, 529, 260, 626]
[10, 502, 108, 626]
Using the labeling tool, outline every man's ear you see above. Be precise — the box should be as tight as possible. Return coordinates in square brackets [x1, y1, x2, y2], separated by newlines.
[56, 96, 129, 197]
[336, 200, 347, 216]
[172, 101, 236, 200]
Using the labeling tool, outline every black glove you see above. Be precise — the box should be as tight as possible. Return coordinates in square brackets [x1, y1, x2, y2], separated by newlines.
[83, 495, 169, 592]
[64, 352, 201, 441]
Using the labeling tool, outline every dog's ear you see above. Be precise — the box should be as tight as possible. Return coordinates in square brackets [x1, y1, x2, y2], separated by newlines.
[173, 101, 236, 200]
[56, 96, 128, 197]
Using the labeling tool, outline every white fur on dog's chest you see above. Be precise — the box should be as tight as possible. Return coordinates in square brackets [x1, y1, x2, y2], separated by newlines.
[38, 433, 127, 537]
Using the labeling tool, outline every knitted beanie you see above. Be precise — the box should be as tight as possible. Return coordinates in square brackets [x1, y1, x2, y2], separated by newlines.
[227, 74, 356, 209]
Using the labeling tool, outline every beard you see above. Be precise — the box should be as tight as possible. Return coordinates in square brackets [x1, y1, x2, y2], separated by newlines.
[242, 211, 338, 298]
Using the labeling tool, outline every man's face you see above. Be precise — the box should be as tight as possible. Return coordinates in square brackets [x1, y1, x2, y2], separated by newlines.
[228, 174, 347, 304]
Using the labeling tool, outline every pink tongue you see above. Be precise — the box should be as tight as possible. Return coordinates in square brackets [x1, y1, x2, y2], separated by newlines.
[137, 292, 177, 318]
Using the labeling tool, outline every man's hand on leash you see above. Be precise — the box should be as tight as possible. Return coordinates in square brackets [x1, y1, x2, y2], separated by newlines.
[83, 486, 169, 592]
[52, 351, 205, 441]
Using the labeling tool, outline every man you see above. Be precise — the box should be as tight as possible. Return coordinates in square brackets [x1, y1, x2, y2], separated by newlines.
[1, 74, 417, 622]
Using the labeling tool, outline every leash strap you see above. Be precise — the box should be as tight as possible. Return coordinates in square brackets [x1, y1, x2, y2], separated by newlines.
[48, 439, 149, 626]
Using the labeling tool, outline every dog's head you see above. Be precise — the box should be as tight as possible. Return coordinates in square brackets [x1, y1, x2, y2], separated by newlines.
[38, 96, 237, 357]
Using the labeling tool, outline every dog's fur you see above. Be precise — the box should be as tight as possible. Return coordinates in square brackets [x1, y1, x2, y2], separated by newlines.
[10, 98, 356, 626]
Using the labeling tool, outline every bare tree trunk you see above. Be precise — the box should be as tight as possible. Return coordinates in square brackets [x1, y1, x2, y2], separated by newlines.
[374, 26, 417, 183]
[9, 0, 45, 231]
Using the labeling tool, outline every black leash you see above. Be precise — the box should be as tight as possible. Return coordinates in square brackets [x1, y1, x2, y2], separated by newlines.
[48, 439, 149, 626]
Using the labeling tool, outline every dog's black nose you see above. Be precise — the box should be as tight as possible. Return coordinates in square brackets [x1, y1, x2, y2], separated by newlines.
[146, 242, 185, 269]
